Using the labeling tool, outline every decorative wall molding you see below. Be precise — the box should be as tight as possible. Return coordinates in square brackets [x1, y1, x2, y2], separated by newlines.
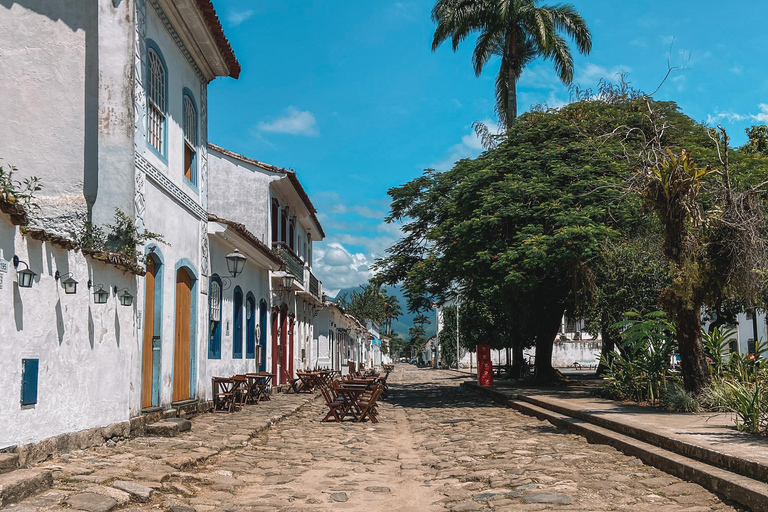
[147, 0, 206, 83]
[134, 0, 148, 233]
[136, 153, 206, 220]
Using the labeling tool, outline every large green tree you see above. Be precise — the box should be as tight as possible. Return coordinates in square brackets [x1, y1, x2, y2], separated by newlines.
[375, 91, 722, 381]
[431, 0, 591, 128]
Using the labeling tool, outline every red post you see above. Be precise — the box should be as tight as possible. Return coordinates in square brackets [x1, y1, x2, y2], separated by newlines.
[477, 344, 493, 386]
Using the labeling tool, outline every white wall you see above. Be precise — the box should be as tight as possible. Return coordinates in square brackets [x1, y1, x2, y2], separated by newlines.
[0, 215, 139, 448]
[0, 0, 135, 237]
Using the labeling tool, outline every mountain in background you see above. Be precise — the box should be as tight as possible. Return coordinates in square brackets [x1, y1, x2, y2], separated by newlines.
[330, 284, 437, 340]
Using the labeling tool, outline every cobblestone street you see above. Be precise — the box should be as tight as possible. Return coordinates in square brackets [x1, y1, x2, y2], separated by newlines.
[6, 366, 743, 512]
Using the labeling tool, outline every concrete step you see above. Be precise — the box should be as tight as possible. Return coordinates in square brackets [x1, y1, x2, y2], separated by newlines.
[145, 418, 192, 437]
[0, 469, 53, 507]
[0, 453, 18, 475]
[518, 393, 768, 484]
[508, 398, 768, 512]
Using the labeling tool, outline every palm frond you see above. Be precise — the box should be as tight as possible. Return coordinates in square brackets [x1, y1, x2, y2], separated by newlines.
[544, 33, 574, 84]
[546, 4, 592, 54]
[472, 29, 504, 76]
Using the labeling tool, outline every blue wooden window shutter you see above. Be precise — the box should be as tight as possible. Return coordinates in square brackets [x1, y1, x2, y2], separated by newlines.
[21, 358, 39, 405]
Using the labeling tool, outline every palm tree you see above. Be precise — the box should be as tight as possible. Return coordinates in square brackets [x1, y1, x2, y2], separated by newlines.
[431, 0, 592, 128]
[383, 294, 402, 335]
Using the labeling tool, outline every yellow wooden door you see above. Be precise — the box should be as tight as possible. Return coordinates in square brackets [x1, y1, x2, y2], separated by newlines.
[173, 268, 192, 401]
[141, 258, 156, 408]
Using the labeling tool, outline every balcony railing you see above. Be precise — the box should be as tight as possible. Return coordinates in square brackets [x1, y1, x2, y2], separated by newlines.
[309, 272, 320, 300]
[271, 242, 304, 285]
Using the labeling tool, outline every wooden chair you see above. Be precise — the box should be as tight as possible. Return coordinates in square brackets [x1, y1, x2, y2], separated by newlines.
[282, 369, 301, 393]
[231, 375, 250, 408]
[356, 384, 383, 423]
[212, 377, 236, 413]
[320, 385, 345, 422]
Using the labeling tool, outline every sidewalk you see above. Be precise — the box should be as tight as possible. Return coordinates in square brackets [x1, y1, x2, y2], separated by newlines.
[464, 378, 768, 512]
[0, 391, 319, 509]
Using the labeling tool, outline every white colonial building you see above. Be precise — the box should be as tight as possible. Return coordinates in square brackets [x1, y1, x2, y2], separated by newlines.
[0, 0, 240, 458]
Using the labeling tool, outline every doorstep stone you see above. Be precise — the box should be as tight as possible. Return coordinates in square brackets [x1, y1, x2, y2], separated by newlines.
[0, 469, 53, 507]
[0, 453, 19, 475]
[145, 418, 192, 437]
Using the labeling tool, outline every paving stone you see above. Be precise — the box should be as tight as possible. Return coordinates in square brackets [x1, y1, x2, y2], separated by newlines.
[365, 486, 391, 493]
[523, 492, 572, 504]
[65, 492, 118, 512]
[112, 480, 154, 501]
[329, 492, 348, 502]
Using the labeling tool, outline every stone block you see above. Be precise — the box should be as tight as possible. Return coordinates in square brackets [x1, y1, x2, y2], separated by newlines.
[0, 469, 53, 507]
[66, 492, 118, 512]
[0, 453, 19, 475]
[145, 419, 192, 437]
[112, 480, 154, 502]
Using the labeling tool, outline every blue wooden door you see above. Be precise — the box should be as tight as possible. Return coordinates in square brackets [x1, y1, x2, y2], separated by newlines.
[259, 299, 268, 371]
[246, 294, 256, 359]
[233, 287, 243, 358]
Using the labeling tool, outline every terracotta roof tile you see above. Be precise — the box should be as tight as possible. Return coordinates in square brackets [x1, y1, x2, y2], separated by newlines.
[196, 0, 241, 79]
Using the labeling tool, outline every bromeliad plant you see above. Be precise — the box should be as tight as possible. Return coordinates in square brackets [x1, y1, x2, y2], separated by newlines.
[600, 311, 677, 404]
[702, 327, 737, 376]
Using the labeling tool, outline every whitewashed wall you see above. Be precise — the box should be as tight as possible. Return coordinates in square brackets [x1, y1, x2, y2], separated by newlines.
[0, 216, 139, 448]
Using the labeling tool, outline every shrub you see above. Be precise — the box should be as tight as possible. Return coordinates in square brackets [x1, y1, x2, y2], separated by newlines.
[701, 378, 768, 435]
[661, 383, 700, 413]
[76, 208, 166, 264]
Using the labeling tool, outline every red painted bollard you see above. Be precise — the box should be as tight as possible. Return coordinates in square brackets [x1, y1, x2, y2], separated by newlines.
[477, 344, 493, 386]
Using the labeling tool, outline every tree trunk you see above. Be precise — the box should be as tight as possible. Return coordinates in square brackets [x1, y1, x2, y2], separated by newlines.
[534, 304, 565, 380]
[512, 341, 524, 378]
[677, 306, 711, 394]
[506, 30, 517, 128]
[596, 311, 617, 376]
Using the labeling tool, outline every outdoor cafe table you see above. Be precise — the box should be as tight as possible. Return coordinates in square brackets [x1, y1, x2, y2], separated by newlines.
[334, 384, 368, 420]
[244, 373, 271, 403]
[252, 372, 274, 401]
[296, 371, 324, 393]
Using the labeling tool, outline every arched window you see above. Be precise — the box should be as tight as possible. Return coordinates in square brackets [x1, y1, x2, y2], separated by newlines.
[147, 46, 166, 155]
[208, 275, 222, 359]
[246, 293, 256, 359]
[183, 93, 197, 184]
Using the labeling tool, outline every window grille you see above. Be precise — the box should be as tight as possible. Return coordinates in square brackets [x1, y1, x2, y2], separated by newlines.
[147, 49, 166, 154]
[183, 95, 196, 181]
[210, 281, 221, 322]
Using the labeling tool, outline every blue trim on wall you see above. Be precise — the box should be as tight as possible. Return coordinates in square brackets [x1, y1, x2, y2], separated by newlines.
[145, 244, 165, 407]
[208, 274, 222, 359]
[232, 286, 243, 359]
[246, 292, 256, 359]
[145, 39, 169, 164]
[173, 258, 198, 398]
[21, 358, 39, 406]
[259, 299, 268, 371]
[181, 87, 199, 193]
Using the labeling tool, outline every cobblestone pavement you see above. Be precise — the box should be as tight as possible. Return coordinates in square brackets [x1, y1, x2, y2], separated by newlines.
[6, 366, 743, 512]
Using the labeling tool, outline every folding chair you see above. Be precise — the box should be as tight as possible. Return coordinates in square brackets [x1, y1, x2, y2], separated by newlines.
[320, 385, 345, 422]
[212, 377, 236, 413]
[356, 384, 383, 423]
[282, 369, 301, 393]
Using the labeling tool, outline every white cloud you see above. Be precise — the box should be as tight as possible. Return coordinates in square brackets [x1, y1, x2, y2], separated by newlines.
[706, 104, 768, 125]
[257, 106, 318, 136]
[730, 64, 743, 76]
[629, 38, 648, 48]
[314, 242, 375, 297]
[327, 204, 387, 219]
[227, 9, 254, 26]
[576, 63, 632, 86]
[430, 119, 500, 171]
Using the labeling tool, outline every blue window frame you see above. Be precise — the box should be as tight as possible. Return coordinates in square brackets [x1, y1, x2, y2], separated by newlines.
[246, 293, 256, 359]
[146, 40, 168, 160]
[21, 358, 39, 406]
[208, 275, 222, 359]
[182, 90, 198, 189]
[233, 286, 243, 359]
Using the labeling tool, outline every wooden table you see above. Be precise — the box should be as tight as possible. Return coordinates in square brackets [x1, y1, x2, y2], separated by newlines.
[212, 377, 236, 413]
[333, 384, 369, 420]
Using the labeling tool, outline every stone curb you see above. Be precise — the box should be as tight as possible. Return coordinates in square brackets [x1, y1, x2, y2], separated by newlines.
[0, 469, 53, 508]
[463, 381, 768, 512]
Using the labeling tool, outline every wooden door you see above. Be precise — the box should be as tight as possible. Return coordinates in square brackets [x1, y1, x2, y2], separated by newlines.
[173, 268, 192, 401]
[141, 258, 156, 408]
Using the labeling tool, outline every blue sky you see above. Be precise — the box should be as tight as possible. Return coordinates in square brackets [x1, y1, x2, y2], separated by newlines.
[208, 0, 768, 295]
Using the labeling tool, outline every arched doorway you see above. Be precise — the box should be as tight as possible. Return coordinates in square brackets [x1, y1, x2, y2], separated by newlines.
[246, 293, 256, 359]
[173, 265, 197, 402]
[141, 251, 163, 408]
[280, 304, 288, 383]
[259, 299, 268, 372]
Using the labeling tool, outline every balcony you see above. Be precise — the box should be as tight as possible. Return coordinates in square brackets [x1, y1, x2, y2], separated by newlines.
[309, 271, 321, 301]
[271, 242, 304, 285]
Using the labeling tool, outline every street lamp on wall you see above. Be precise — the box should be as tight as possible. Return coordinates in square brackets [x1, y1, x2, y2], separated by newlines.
[91, 283, 110, 304]
[12, 255, 36, 288]
[280, 274, 294, 292]
[54, 271, 78, 294]
[114, 286, 134, 307]
[225, 249, 246, 278]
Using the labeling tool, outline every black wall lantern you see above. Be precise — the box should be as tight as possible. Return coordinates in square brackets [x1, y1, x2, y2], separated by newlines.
[225, 249, 246, 278]
[115, 287, 134, 307]
[12, 255, 36, 288]
[54, 271, 78, 294]
[91, 282, 109, 304]
[281, 274, 295, 292]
